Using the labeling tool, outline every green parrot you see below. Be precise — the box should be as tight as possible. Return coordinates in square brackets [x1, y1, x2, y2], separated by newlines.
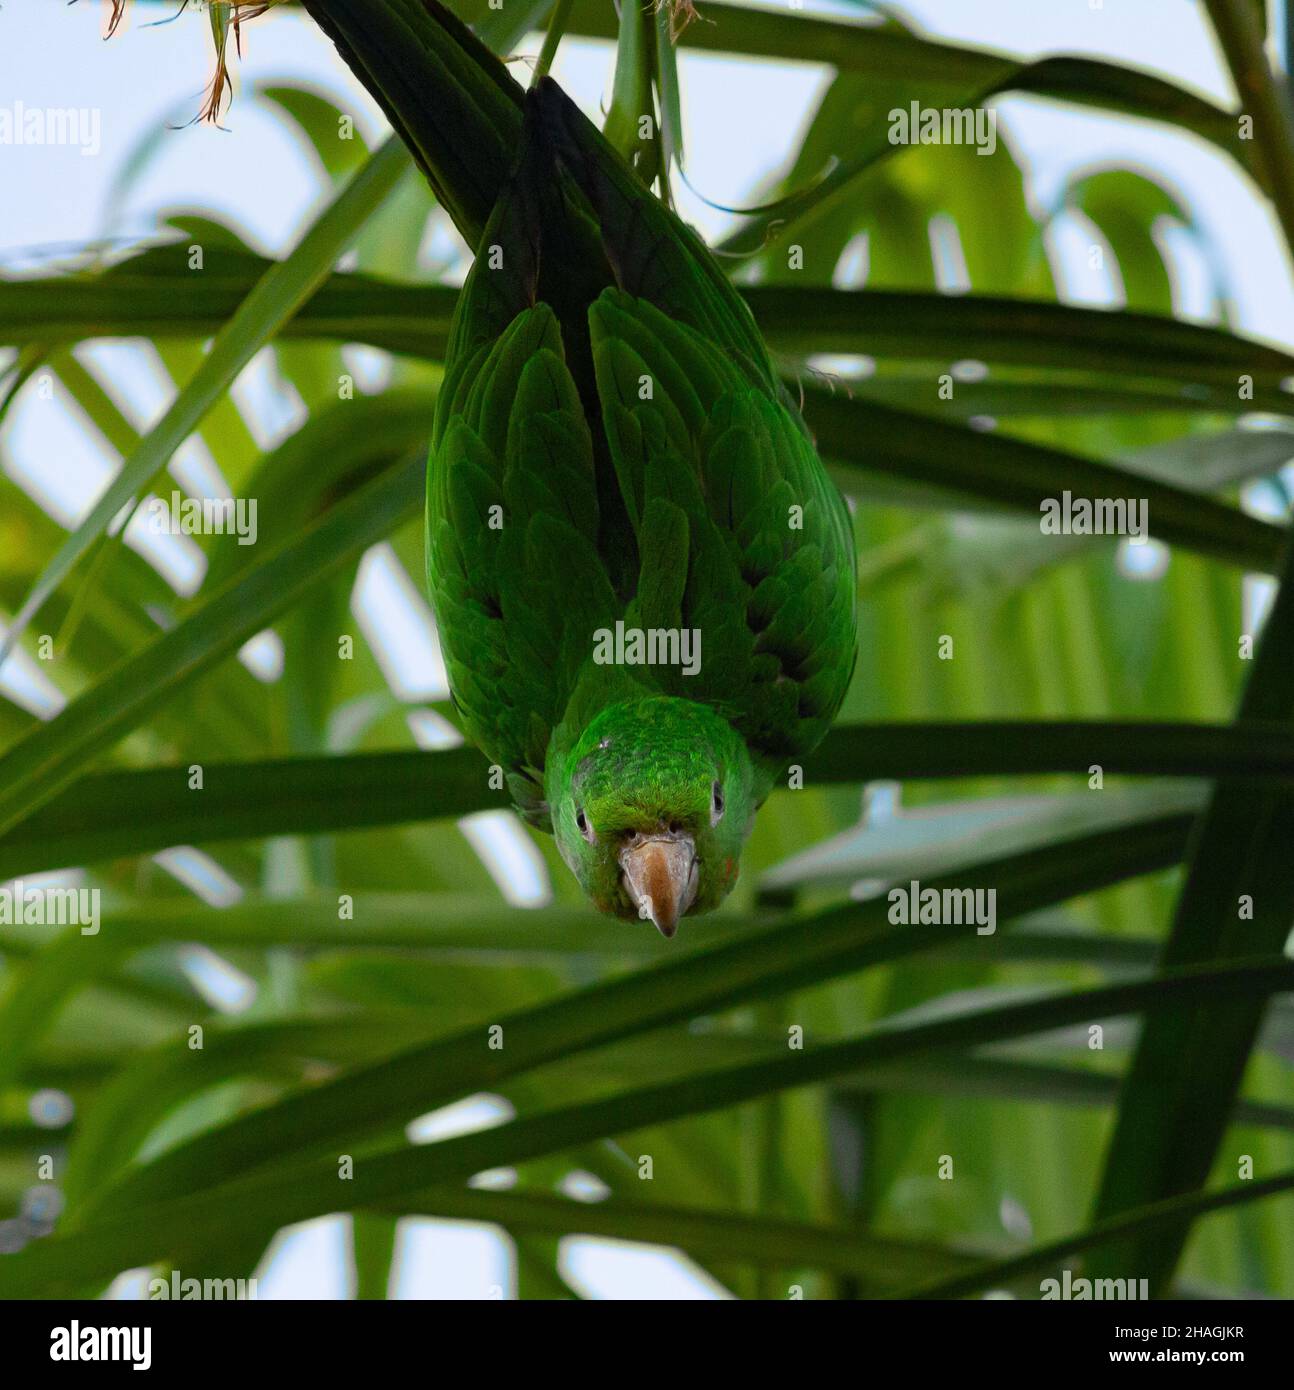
[305, 0, 857, 935]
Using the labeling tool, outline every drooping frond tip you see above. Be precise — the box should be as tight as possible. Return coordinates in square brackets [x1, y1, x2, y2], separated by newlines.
[654, 0, 706, 44]
[95, 1, 282, 124]
[200, 2, 277, 126]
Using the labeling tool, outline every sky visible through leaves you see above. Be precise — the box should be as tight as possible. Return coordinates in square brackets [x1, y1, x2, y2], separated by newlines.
[1, 0, 1292, 1299]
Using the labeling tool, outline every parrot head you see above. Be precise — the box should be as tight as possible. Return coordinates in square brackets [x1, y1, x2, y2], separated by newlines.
[549, 698, 760, 937]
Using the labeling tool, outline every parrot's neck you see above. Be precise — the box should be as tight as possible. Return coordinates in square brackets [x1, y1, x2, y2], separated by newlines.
[548, 669, 699, 774]
[544, 685, 778, 824]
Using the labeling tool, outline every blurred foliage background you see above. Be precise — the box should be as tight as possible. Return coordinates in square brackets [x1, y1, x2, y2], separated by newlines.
[0, 0, 1293, 1298]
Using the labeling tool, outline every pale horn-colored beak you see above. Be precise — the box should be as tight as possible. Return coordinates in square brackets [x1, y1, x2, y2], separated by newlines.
[620, 835, 698, 938]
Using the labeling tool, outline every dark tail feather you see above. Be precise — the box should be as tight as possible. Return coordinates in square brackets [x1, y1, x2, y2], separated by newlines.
[530, 76, 777, 390]
[300, 0, 524, 250]
[298, 5, 775, 393]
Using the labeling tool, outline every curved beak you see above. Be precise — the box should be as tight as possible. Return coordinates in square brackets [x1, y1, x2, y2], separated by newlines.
[620, 835, 698, 938]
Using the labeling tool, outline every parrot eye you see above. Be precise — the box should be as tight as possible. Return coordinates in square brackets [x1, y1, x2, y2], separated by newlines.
[576, 807, 596, 843]
[710, 781, 725, 826]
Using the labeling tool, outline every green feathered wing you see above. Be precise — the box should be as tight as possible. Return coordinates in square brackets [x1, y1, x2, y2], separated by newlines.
[426, 78, 856, 830]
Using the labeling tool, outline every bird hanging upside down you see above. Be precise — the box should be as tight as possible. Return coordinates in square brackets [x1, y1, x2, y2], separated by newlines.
[303, 0, 857, 935]
[425, 78, 857, 936]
